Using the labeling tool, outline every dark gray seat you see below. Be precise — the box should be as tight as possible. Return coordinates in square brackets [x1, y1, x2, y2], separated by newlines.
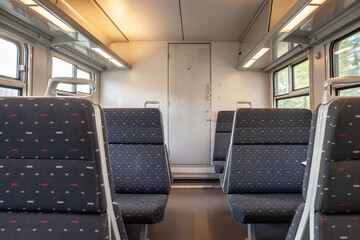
[0, 97, 127, 240]
[313, 98, 360, 239]
[104, 108, 171, 225]
[223, 108, 312, 224]
[114, 194, 168, 224]
[286, 107, 319, 239]
[288, 98, 360, 240]
[212, 111, 234, 174]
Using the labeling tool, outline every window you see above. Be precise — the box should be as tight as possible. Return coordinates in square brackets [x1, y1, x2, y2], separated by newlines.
[332, 29, 360, 96]
[0, 38, 18, 79]
[273, 59, 310, 109]
[0, 37, 27, 97]
[51, 56, 93, 95]
[0, 86, 20, 96]
[274, 67, 289, 95]
[76, 69, 91, 94]
[277, 95, 309, 108]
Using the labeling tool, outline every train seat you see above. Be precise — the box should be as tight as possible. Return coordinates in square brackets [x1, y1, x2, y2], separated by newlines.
[222, 108, 312, 237]
[288, 98, 360, 239]
[104, 108, 171, 226]
[212, 111, 234, 174]
[0, 97, 127, 240]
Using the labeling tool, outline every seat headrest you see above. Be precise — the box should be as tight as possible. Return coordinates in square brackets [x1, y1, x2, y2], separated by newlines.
[104, 108, 164, 144]
[215, 111, 234, 133]
[232, 108, 312, 144]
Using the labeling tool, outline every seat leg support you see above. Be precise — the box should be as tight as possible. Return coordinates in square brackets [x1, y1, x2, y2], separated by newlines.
[125, 224, 148, 240]
[139, 224, 148, 240]
[247, 223, 290, 240]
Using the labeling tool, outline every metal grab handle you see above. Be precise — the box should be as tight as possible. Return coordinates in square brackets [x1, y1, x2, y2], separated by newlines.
[45, 77, 96, 97]
[144, 101, 160, 108]
[324, 76, 360, 88]
[236, 101, 252, 109]
[322, 76, 360, 104]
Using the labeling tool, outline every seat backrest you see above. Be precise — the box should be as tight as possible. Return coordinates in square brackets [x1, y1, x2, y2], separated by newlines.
[104, 108, 171, 194]
[315, 98, 360, 214]
[224, 108, 312, 194]
[0, 97, 121, 239]
[213, 111, 234, 161]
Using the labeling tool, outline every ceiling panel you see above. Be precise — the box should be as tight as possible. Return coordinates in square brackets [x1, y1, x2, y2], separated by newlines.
[180, 0, 265, 41]
[96, 0, 183, 41]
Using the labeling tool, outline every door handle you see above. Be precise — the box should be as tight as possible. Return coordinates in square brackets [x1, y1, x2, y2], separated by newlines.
[206, 84, 211, 101]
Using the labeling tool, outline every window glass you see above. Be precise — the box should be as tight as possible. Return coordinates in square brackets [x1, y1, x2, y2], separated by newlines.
[274, 67, 289, 96]
[0, 86, 20, 96]
[338, 86, 360, 96]
[334, 31, 360, 77]
[76, 69, 91, 94]
[277, 95, 309, 109]
[0, 38, 18, 79]
[293, 60, 309, 90]
[52, 57, 74, 92]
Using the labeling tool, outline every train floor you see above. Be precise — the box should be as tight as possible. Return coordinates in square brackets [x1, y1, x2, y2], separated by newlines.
[148, 187, 247, 240]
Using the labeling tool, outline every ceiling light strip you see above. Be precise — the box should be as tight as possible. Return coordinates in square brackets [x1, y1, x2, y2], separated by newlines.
[19, 0, 37, 5]
[243, 48, 270, 68]
[280, 5, 319, 32]
[109, 59, 124, 67]
[30, 6, 74, 32]
[92, 47, 124, 67]
[280, 0, 328, 33]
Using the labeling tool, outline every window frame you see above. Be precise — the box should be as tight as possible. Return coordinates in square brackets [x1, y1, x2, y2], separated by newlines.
[330, 28, 360, 96]
[292, 59, 310, 91]
[50, 54, 97, 96]
[0, 35, 29, 96]
[272, 56, 310, 109]
[275, 94, 310, 108]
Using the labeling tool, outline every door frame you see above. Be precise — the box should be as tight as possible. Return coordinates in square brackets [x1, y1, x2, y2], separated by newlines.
[167, 43, 214, 175]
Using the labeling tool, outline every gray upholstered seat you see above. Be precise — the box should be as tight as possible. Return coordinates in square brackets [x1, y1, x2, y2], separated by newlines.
[223, 108, 312, 224]
[287, 98, 360, 239]
[212, 111, 234, 174]
[104, 108, 171, 225]
[0, 98, 127, 240]
[228, 194, 303, 223]
[114, 194, 168, 224]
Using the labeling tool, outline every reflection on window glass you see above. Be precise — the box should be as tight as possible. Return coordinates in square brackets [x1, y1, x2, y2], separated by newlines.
[0, 86, 20, 96]
[52, 57, 74, 92]
[277, 95, 309, 109]
[338, 86, 360, 96]
[0, 38, 18, 79]
[293, 60, 309, 90]
[76, 69, 91, 94]
[334, 31, 360, 77]
[274, 67, 289, 96]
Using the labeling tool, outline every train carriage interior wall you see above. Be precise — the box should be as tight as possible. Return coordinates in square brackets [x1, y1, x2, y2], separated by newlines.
[0, 0, 359, 239]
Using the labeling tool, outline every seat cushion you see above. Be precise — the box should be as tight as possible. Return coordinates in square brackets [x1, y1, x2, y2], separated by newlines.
[227, 194, 303, 223]
[0, 211, 108, 240]
[315, 213, 360, 240]
[286, 202, 305, 240]
[109, 144, 170, 194]
[213, 160, 225, 174]
[115, 194, 168, 224]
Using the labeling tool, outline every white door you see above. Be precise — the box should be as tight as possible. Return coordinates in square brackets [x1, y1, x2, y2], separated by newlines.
[168, 43, 211, 165]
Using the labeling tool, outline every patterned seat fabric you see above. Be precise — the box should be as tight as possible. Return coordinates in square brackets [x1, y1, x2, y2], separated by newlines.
[0, 98, 127, 240]
[212, 111, 234, 173]
[286, 202, 305, 239]
[286, 107, 319, 240]
[313, 98, 360, 239]
[104, 108, 171, 224]
[115, 194, 168, 224]
[225, 108, 312, 223]
[227, 194, 303, 223]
